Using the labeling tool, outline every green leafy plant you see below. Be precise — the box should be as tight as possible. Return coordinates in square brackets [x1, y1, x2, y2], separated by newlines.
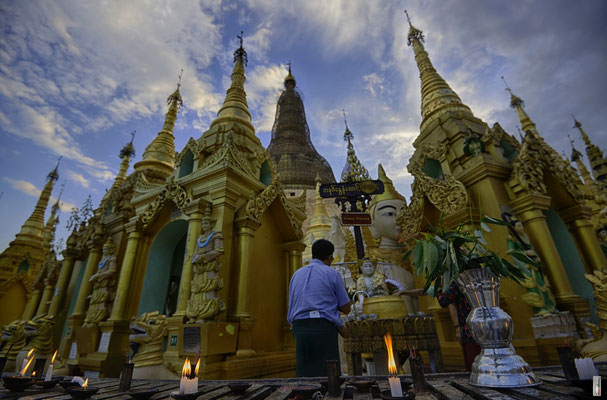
[404, 215, 526, 296]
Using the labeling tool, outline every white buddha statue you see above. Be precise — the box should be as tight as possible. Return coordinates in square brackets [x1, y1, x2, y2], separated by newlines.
[368, 164, 422, 316]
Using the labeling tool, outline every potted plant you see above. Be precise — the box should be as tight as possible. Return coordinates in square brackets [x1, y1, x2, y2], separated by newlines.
[404, 216, 540, 388]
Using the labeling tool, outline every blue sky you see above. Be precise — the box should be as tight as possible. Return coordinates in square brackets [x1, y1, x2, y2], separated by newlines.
[1, 0, 606, 252]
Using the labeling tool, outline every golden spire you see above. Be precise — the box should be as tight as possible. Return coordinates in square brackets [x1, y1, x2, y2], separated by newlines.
[284, 60, 296, 88]
[369, 164, 406, 211]
[42, 181, 63, 253]
[134, 72, 183, 181]
[405, 10, 473, 131]
[501, 76, 538, 136]
[17, 157, 61, 241]
[209, 31, 254, 137]
[309, 174, 332, 231]
[572, 115, 607, 192]
[112, 130, 136, 190]
[340, 110, 369, 183]
[569, 134, 593, 184]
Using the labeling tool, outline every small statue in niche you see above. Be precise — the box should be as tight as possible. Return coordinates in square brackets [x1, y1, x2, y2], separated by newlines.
[463, 129, 485, 157]
[356, 258, 387, 308]
[84, 237, 118, 326]
[186, 206, 225, 322]
[502, 213, 557, 316]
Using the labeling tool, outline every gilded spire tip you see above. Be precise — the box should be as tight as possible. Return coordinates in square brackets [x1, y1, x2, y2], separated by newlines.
[342, 109, 353, 142]
[404, 10, 412, 27]
[48, 156, 61, 181]
[405, 10, 424, 46]
[233, 30, 248, 66]
[502, 76, 523, 108]
[177, 69, 183, 90]
[120, 130, 136, 158]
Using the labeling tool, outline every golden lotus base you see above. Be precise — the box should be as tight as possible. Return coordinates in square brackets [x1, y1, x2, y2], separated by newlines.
[362, 296, 408, 319]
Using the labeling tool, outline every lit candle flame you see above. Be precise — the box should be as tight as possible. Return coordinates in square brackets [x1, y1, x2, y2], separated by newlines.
[182, 357, 191, 378]
[83, 378, 88, 388]
[51, 349, 58, 364]
[383, 333, 398, 375]
[27, 348, 35, 358]
[32, 371, 36, 377]
[20, 356, 34, 376]
[195, 358, 200, 377]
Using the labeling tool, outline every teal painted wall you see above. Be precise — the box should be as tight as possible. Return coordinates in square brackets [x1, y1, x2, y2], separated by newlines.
[137, 219, 187, 315]
[62, 255, 88, 338]
[544, 209, 598, 323]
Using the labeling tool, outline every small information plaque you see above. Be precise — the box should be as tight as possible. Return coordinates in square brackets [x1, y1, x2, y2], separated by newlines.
[183, 326, 201, 354]
[97, 332, 111, 353]
[69, 342, 78, 359]
[84, 370, 100, 379]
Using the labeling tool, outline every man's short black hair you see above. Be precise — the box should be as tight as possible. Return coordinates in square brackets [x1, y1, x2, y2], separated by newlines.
[312, 239, 334, 261]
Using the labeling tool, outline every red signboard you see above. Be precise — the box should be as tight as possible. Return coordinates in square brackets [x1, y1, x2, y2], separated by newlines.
[341, 213, 372, 226]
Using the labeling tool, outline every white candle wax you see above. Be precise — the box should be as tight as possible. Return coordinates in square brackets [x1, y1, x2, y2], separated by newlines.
[192, 377, 198, 393]
[388, 376, 403, 398]
[179, 377, 186, 395]
[45, 364, 54, 381]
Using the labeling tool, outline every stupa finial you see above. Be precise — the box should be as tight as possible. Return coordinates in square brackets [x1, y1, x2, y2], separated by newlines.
[233, 30, 248, 65]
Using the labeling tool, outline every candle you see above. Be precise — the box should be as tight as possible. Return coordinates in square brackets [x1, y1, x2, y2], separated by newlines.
[179, 358, 191, 395]
[384, 333, 403, 397]
[45, 350, 58, 381]
[21, 348, 35, 372]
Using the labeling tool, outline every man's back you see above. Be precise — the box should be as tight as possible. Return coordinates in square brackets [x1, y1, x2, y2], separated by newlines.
[288, 259, 349, 326]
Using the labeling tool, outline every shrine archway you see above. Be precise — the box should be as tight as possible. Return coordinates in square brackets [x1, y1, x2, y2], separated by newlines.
[137, 219, 187, 316]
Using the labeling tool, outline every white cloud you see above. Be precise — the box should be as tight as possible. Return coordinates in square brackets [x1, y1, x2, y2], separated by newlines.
[66, 170, 90, 188]
[3, 177, 77, 213]
[363, 73, 385, 97]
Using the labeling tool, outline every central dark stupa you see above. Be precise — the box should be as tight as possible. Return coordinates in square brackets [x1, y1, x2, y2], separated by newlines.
[267, 66, 336, 189]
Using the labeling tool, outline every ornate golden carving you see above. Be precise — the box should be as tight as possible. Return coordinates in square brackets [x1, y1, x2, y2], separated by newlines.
[23, 315, 55, 355]
[244, 172, 304, 239]
[0, 272, 31, 298]
[578, 269, 607, 361]
[130, 311, 168, 367]
[510, 133, 584, 201]
[134, 171, 164, 195]
[1, 319, 26, 361]
[397, 143, 468, 239]
[138, 179, 193, 228]
[199, 132, 255, 176]
[175, 137, 203, 166]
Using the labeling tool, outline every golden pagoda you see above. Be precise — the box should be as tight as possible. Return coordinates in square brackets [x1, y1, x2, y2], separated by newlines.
[41, 34, 308, 379]
[396, 11, 606, 369]
[0, 159, 60, 325]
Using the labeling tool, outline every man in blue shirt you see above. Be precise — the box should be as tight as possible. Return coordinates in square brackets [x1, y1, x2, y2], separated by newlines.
[288, 239, 352, 377]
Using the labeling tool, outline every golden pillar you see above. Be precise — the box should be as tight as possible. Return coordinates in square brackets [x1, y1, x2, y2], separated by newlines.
[512, 195, 588, 317]
[108, 230, 141, 321]
[72, 241, 103, 316]
[22, 287, 42, 320]
[36, 282, 54, 316]
[560, 205, 607, 272]
[174, 212, 202, 318]
[231, 219, 260, 319]
[48, 248, 78, 318]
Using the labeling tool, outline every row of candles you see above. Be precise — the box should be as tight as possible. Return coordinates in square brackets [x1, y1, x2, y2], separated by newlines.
[17, 348, 58, 381]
